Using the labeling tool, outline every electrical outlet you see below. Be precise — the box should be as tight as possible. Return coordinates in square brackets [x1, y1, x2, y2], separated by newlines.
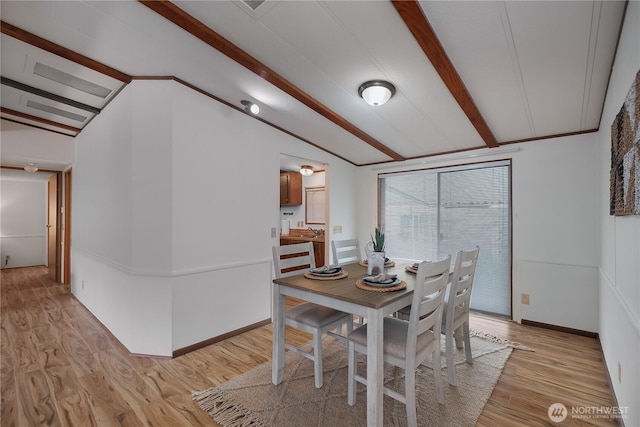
[332, 225, 342, 234]
[521, 293, 530, 305]
[271, 227, 276, 238]
[82, 280, 85, 290]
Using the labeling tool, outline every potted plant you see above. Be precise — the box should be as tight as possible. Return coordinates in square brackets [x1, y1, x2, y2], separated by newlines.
[370, 226, 385, 252]
[366, 226, 386, 274]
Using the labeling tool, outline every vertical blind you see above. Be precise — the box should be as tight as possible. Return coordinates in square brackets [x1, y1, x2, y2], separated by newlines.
[380, 161, 511, 316]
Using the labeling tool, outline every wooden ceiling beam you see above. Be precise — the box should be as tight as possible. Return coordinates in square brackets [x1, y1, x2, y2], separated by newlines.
[139, 0, 405, 161]
[392, 0, 499, 148]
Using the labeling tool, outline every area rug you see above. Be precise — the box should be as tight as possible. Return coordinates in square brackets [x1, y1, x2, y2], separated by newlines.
[194, 332, 527, 427]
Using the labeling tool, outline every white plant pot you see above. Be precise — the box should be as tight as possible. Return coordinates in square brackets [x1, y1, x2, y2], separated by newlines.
[367, 251, 386, 275]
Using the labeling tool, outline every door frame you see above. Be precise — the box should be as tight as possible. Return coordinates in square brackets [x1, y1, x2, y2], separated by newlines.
[64, 168, 72, 284]
[47, 172, 63, 282]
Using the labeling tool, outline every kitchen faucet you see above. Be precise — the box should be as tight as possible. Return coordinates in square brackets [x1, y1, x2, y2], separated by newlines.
[308, 226, 321, 237]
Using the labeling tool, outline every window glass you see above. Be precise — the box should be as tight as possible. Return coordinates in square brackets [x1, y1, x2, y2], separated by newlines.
[380, 162, 511, 316]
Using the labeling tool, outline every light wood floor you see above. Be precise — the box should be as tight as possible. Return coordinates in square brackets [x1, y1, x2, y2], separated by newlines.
[1, 266, 617, 426]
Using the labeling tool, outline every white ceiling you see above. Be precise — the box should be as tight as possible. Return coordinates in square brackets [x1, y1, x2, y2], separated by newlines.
[0, 167, 54, 182]
[0, 0, 627, 171]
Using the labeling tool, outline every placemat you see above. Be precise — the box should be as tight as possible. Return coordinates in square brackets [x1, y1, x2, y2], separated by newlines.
[304, 271, 349, 281]
[405, 266, 418, 274]
[358, 260, 396, 268]
[355, 278, 406, 292]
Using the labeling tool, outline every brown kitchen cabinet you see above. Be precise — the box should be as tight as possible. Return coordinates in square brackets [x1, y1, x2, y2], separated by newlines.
[280, 172, 302, 206]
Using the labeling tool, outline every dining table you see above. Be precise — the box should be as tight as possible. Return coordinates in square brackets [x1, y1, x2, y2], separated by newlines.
[271, 259, 418, 427]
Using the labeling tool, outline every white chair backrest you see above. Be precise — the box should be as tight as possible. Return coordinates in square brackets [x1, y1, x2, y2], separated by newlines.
[272, 243, 316, 279]
[331, 238, 361, 265]
[447, 246, 480, 317]
[407, 256, 451, 354]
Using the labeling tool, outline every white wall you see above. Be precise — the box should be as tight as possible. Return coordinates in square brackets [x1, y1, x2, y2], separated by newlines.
[72, 79, 359, 354]
[597, 1, 640, 424]
[356, 134, 600, 333]
[512, 135, 599, 332]
[72, 82, 173, 356]
[0, 176, 48, 268]
[170, 80, 281, 349]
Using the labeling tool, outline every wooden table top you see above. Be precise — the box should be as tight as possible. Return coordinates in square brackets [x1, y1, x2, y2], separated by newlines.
[272, 260, 418, 309]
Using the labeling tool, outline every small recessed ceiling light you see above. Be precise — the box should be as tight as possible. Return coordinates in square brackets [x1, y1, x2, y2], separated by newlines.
[300, 165, 314, 176]
[358, 80, 396, 106]
[241, 100, 260, 115]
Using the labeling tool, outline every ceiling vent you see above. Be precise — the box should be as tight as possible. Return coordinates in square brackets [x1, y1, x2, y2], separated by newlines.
[26, 99, 88, 122]
[33, 62, 112, 98]
[241, 0, 266, 11]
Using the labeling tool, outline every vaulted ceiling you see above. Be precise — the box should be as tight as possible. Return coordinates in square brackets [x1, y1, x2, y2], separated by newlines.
[0, 0, 627, 170]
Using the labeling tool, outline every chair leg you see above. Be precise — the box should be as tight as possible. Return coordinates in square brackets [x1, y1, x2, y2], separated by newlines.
[313, 331, 323, 388]
[432, 348, 445, 404]
[405, 368, 418, 427]
[445, 328, 456, 386]
[454, 325, 464, 349]
[347, 341, 357, 405]
[463, 321, 473, 364]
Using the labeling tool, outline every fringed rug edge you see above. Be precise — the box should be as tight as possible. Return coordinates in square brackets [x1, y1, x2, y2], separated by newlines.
[470, 329, 534, 351]
[193, 388, 270, 427]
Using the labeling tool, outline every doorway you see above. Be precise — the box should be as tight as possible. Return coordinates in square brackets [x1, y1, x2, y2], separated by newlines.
[0, 167, 66, 280]
[279, 154, 328, 264]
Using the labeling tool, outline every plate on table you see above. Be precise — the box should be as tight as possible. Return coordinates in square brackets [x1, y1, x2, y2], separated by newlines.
[310, 266, 343, 277]
[405, 262, 423, 273]
[405, 263, 419, 274]
[362, 274, 400, 287]
[405, 261, 432, 274]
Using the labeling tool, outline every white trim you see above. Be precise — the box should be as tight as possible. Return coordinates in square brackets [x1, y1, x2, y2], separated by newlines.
[74, 248, 272, 278]
[519, 258, 598, 270]
[373, 147, 520, 172]
[0, 234, 47, 238]
[155, 259, 272, 277]
[600, 266, 640, 335]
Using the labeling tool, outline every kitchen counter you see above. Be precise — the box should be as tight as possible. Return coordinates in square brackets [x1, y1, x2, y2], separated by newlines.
[279, 233, 325, 243]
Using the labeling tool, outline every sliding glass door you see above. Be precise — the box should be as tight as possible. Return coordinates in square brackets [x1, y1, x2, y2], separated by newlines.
[380, 161, 511, 317]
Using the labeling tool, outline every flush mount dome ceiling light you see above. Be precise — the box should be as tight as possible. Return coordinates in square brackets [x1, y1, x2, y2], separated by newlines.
[24, 163, 38, 173]
[299, 165, 314, 176]
[241, 100, 259, 115]
[358, 80, 396, 106]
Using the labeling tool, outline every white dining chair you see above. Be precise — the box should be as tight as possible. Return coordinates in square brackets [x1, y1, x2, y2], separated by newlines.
[346, 255, 451, 426]
[331, 238, 366, 325]
[331, 238, 361, 266]
[272, 243, 353, 388]
[441, 246, 479, 386]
